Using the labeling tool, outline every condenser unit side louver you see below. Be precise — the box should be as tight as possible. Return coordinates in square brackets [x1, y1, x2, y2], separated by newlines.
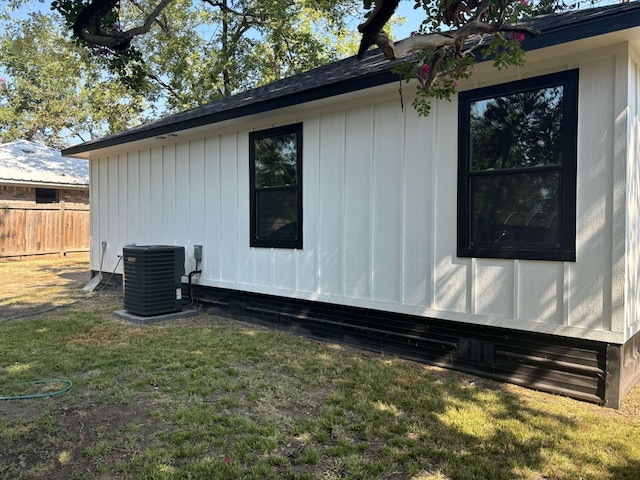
[123, 245, 185, 316]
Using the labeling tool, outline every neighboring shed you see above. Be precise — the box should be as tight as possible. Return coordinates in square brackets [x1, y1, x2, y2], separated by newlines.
[64, 3, 640, 407]
[0, 140, 90, 257]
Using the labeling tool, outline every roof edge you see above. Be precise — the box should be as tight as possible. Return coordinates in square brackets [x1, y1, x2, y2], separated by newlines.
[63, 69, 399, 156]
[0, 179, 90, 188]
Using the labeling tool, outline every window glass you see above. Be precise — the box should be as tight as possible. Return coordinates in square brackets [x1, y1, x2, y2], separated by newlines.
[256, 189, 298, 240]
[36, 188, 59, 204]
[470, 86, 564, 171]
[471, 172, 560, 246]
[458, 70, 578, 261]
[254, 134, 298, 188]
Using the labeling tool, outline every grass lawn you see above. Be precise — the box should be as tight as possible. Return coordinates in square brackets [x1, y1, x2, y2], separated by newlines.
[1, 256, 639, 479]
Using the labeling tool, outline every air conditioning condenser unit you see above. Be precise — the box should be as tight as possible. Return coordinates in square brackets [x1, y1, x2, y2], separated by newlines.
[123, 245, 185, 316]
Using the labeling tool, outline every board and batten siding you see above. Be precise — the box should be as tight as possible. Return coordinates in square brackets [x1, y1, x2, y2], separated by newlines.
[89, 44, 637, 344]
[625, 45, 640, 341]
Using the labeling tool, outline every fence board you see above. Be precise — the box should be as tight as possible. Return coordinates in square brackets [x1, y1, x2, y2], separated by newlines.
[0, 203, 90, 257]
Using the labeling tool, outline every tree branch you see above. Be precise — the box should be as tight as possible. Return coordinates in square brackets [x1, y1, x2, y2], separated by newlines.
[415, 46, 445, 91]
[376, 22, 539, 60]
[128, 0, 173, 37]
[148, 72, 182, 101]
[124, 0, 175, 39]
[357, 0, 400, 58]
[72, 0, 174, 50]
[201, 0, 268, 20]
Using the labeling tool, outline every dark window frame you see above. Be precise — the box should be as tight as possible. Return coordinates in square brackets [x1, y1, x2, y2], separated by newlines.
[249, 123, 303, 249]
[457, 70, 578, 262]
[35, 187, 59, 204]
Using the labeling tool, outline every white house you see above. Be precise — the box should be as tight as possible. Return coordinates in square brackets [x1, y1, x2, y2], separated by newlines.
[64, 3, 640, 408]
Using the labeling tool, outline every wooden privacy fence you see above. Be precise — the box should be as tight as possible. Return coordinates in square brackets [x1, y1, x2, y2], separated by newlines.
[0, 203, 90, 258]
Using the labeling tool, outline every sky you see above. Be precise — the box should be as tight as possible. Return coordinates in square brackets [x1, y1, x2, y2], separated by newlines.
[393, 1, 425, 38]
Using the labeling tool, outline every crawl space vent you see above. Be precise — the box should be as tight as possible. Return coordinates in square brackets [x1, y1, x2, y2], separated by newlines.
[123, 245, 185, 316]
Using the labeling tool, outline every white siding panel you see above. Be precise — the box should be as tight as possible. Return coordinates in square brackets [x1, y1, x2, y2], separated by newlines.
[89, 160, 100, 269]
[474, 259, 514, 318]
[138, 149, 152, 245]
[220, 134, 239, 283]
[318, 112, 345, 296]
[162, 145, 177, 244]
[298, 118, 320, 293]
[371, 102, 404, 304]
[204, 137, 222, 281]
[273, 249, 297, 290]
[126, 152, 140, 246]
[344, 106, 373, 300]
[626, 51, 640, 338]
[254, 249, 272, 287]
[611, 47, 629, 335]
[236, 133, 253, 285]
[517, 261, 564, 324]
[403, 108, 435, 307]
[107, 156, 119, 269]
[175, 142, 191, 264]
[433, 102, 471, 313]
[149, 147, 164, 242]
[188, 140, 206, 273]
[570, 57, 616, 330]
[117, 154, 129, 255]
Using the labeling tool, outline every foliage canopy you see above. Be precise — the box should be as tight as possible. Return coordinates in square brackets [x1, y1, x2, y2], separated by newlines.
[0, 11, 146, 148]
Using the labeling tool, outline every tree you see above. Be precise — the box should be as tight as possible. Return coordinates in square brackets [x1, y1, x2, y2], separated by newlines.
[1, 0, 363, 145]
[52, 0, 593, 116]
[51, 0, 363, 110]
[0, 12, 147, 147]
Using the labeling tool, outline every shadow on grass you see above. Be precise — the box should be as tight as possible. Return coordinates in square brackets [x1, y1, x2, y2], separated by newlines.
[0, 256, 90, 321]
[294, 349, 579, 479]
[609, 458, 640, 479]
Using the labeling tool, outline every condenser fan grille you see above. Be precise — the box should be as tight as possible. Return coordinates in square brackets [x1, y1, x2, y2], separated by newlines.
[123, 245, 185, 316]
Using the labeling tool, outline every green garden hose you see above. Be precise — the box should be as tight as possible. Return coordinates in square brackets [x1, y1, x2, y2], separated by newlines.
[0, 379, 72, 400]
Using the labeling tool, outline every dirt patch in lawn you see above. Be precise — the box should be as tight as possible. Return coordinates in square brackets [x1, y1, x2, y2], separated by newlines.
[0, 254, 93, 321]
[0, 393, 165, 480]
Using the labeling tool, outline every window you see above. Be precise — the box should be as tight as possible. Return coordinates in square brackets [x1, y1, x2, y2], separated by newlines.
[250, 123, 303, 248]
[457, 70, 578, 261]
[36, 188, 59, 204]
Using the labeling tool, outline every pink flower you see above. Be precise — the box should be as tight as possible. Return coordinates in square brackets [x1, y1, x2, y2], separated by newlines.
[520, 0, 528, 5]
[509, 32, 526, 43]
[420, 64, 431, 78]
[224, 457, 232, 463]
[452, 81, 458, 89]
